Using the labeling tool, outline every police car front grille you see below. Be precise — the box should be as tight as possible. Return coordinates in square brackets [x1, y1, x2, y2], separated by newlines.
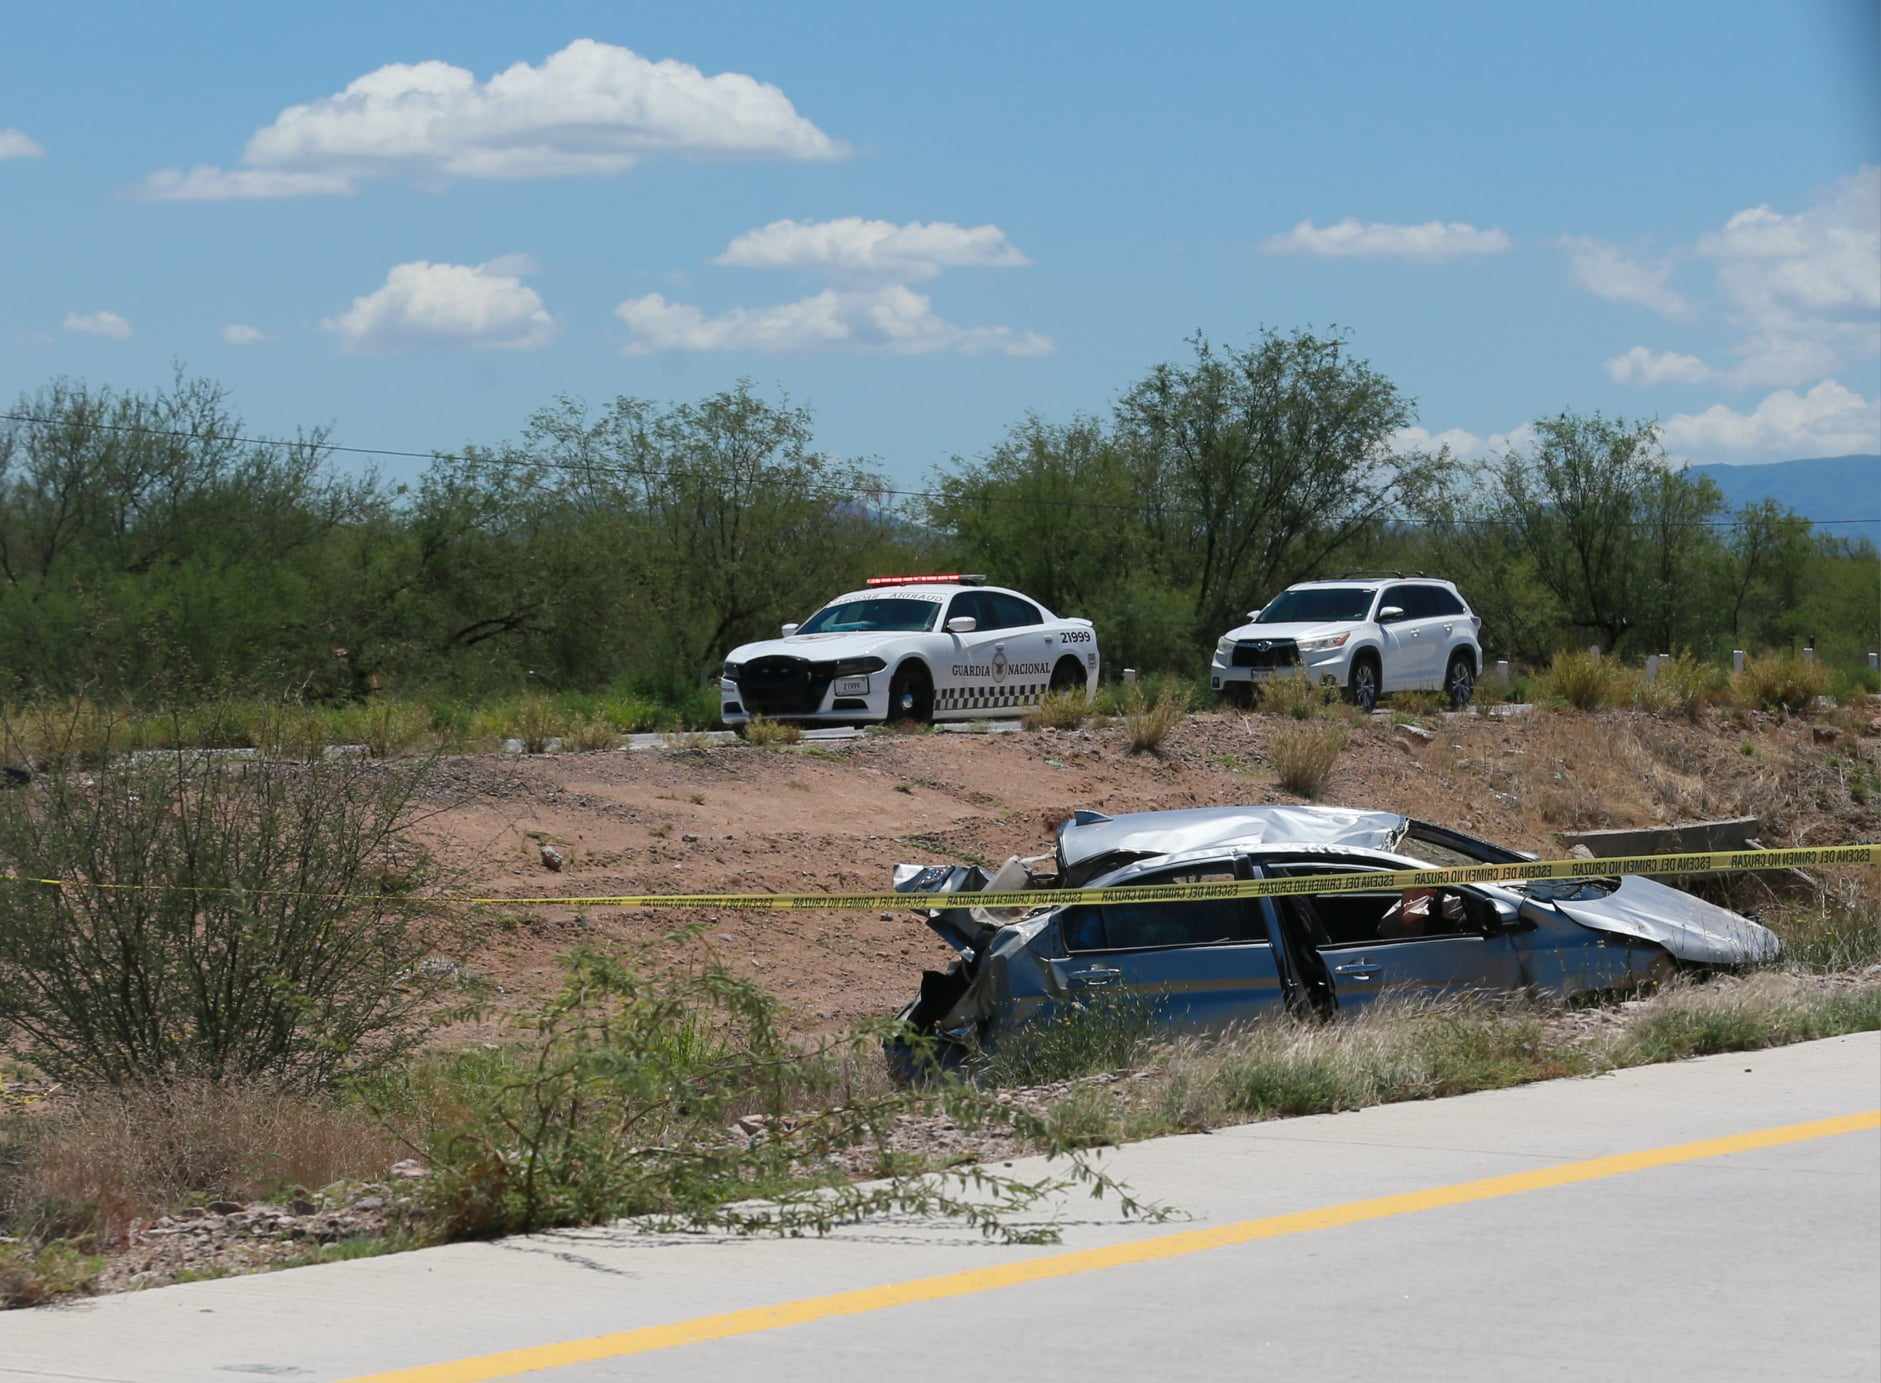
[735, 657, 833, 715]
[1232, 639, 1300, 670]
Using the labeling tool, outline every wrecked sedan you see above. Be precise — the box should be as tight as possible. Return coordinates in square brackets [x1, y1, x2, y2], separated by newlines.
[887, 805, 1780, 1075]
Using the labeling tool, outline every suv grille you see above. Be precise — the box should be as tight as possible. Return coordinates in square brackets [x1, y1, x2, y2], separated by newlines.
[1232, 638, 1300, 670]
[735, 657, 834, 716]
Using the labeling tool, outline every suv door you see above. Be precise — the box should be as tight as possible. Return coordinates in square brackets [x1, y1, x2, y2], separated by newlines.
[1375, 584, 1436, 690]
[1261, 861, 1523, 1011]
[1048, 860, 1286, 1032]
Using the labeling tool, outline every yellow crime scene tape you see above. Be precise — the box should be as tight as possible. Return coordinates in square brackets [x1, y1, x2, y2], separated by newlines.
[466, 843, 1880, 913]
[3, 844, 1875, 912]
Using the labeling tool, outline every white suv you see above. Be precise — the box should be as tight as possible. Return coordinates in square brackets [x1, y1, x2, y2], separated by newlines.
[1209, 576, 1483, 712]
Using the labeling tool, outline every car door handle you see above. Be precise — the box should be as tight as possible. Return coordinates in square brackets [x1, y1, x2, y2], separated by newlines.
[1070, 966, 1121, 986]
[1332, 962, 1381, 979]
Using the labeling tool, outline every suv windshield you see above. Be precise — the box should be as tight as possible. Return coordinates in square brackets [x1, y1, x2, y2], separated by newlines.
[1255, 587, 1376, 624]
[796, 597, 940, 635]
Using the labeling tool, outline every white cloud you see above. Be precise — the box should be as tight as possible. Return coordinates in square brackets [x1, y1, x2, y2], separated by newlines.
[63, 310, 132, 340]
[141, 166, 358, 200]
[140, 39, 843, 200]
[1605, 346, 1711, 385]
[1558, 236, 1689, 317]
[616, 285, 1051, 358]
[1389, 422, 1537, 459]
[323, 258, 556, 352]
[1263, 218, 1511, 261]
[1661, 380, 1879, 460]
[715, 218, 1030, 281]
[1696, 167, 1881, 389]
[221, 323, 268, 346]
[0, 128, 45, 160]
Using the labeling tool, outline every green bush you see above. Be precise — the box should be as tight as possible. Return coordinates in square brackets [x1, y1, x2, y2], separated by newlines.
[0, 751, 453, 1090]
[1538, 649, 1627, 711]
[1734, 652, 1831, 713]
[406, 951, 1151, 1243]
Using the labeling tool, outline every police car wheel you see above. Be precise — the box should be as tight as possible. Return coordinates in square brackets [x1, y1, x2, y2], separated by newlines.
[887, 662, 934, 723]
[1049, 657, 1084, 695]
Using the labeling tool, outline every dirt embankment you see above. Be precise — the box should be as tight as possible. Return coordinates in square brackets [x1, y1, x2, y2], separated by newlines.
[415, 703, 1881, 1033]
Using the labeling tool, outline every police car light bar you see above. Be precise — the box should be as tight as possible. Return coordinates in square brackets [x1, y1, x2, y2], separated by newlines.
[864, 573, 986, 587]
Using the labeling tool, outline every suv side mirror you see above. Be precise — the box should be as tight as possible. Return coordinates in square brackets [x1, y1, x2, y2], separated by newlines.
[946, 616, 977, 634]
[780, 623, 799, 638]
[1376, 605, 1405, 624]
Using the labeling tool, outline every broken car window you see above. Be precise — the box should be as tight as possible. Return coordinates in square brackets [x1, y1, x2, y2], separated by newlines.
[1061, 870, 1264, 951]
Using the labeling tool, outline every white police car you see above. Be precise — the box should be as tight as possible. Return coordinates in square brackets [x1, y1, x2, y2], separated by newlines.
[1210, 575, 1483, 712]
[721, 575, 1100, 728]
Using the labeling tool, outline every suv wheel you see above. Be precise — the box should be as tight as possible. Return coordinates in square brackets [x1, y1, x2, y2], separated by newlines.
[1446, 654, 1475, 710]
[1344, 657, 1379, 713]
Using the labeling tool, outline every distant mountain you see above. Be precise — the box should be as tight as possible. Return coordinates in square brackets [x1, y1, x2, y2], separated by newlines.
[1684, 455, 1881, 548]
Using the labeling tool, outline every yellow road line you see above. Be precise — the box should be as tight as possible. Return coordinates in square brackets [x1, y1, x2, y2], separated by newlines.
[344, 1109, 1881, 1383]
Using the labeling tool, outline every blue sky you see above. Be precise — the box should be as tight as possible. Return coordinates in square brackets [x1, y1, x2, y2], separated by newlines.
[3, 1, 1877, 485]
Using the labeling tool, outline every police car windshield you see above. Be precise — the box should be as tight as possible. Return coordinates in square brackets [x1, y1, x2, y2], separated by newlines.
[797, 597, 939, 635]
[1255, 587, 1376, 624]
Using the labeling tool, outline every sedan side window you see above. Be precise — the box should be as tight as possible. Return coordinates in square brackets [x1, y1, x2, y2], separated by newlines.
[988, 592, 1044, 628]
[1061, 869, 1263, 951]
[1270, 866, 1481, 945]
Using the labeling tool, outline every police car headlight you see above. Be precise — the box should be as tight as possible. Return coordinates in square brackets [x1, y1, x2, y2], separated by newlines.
[831, 657, 887, 677]
[722, 660, 743, 680]
[1298, 633, 1351, 653]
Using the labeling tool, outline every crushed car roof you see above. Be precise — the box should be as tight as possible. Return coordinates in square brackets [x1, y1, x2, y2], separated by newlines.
[1057, 805, 1407, 877]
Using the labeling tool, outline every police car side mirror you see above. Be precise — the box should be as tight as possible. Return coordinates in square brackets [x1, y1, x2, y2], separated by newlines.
[780, 623, 799, 637]
[946, 616, 977, 634]
[1377, 605, 1405, 624]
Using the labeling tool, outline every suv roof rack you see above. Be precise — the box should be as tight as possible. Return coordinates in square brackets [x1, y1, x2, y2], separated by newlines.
[1331, 571, 1428, 580]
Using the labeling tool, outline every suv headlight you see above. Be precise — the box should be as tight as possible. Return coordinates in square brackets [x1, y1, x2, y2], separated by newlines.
[1217, 637, 1234, 655]
[831, 657, 887, 677]
[1298, 632, 1351, 654]
[722, 660, 743, 680]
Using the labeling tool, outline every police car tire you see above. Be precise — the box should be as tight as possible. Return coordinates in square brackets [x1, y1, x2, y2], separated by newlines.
[1049, 656, 1084, 695]
[887, 661, 934, 723]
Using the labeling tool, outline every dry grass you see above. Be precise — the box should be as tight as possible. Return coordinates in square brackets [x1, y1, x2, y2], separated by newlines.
[561, 718, 621, 752]
[1122, 683, 1189, 754]
[0, 1082, 402, 1250]
[1271, 720, 1348, 798]
[1024, 690, 1093, 730]
[1734, 652, 1832, 713]
[1254, 671, 1328, 721]
[1538, 649, 1629, 711]
[741, 716, 803, 747]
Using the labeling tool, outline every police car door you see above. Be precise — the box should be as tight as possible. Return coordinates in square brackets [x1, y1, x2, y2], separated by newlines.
[937, 592, 1011, 718]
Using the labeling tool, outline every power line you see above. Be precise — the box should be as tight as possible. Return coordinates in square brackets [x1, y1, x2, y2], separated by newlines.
[3, 409, 1879, 532]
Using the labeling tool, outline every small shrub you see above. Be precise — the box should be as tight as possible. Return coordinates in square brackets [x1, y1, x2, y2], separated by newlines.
[978, 994, 1157, 1087]
[1648, 652, 1726, 722]
[562, 717, 620, 752]
[1389, 690, 1445, 717]
[1272, 720, 1348, 798]
[0, 1240, 101, 1308]
[742, 716, 802, 747]
[0, 752, 453, 1090]
[1538, 649, 1626, 711]
[512, 695, 559, 753]
[1734, 652, 1831, 713]
[1122, 683, 1189, 754]
[1024, 690, 1091, 730]
[1256, 671, 1328, 721]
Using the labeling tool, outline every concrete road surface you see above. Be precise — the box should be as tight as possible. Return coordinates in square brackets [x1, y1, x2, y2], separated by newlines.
[4, 1034, 1877, 1383]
